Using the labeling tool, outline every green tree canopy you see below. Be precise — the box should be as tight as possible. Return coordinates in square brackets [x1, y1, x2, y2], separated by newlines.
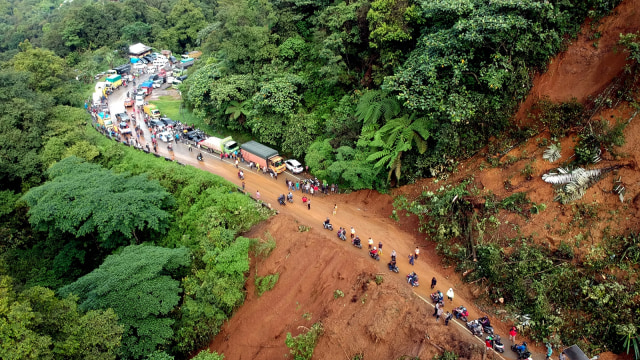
[0, 276, 123, 360]
[59, 245, 191, 359]
[22, 157, 174, 249]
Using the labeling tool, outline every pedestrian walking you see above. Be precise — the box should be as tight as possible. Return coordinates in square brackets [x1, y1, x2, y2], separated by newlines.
[220, 152, 224, 161]
[274, 171, 278, 180]
[433, 302, 441, 316]
[415, 247, 420, 260]
[310, 186, 314, 196]
[307, 199, 311, 210]
[235, 159, 239, 168]
[546, 343, 553, 360]
[446, 288, 454, 301]
[391, 249, 396, 261]
[296, 181, 300, 191]
[255, 190, 261, 200]
[409, 254, 414, 266]
[368, 238, 373, 249]
[242, 181, 245, 191]
[333, 204, 337, 215]
[444, 312, 453, 326]
[509, 327, 517, 343]
[351, 227, 355, 239]
[559, 351, 566, 360]
[431, 277, 437, 289]
[436, 306, 443, 322]
[188, 143, 192, 152]
[378, 241, 383, 255]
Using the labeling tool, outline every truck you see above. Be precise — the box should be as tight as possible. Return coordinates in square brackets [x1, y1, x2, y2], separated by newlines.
[199, 136, 239, 155]
[143, 104, 161, 119]
[106, 74, 122, 89]
[141, 80, 153, 95]
[240, 141, 286, 174]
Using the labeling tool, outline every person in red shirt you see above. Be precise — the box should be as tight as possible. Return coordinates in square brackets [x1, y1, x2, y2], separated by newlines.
[509, 326, 517, 342]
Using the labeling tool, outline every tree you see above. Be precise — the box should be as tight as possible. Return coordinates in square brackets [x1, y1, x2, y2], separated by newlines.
[224, 100, 252, 124]
[11, 41, 67, 92]
[22, 157, 173, 249]
[163, 0, 206, 52]
[367, 113, 431, 183]
[0, 276, 123, 360]
[59, 245, 191, 359]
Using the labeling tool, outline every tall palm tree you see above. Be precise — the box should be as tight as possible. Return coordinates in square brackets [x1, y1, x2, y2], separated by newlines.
[367, 113, 431, 183]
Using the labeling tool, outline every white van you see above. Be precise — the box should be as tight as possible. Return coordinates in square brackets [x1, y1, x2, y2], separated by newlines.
[153, 58, 168, 67]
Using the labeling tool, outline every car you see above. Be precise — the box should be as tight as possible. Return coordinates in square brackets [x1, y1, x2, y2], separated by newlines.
[177, 75, 188, 82]
[140, 57, 149, 64]
[149, 119, 164, 128]
[157, 131, 173, 142]
[115, 113, 130, 122]
[285, 159, 304, 174]
[160, 117, 176, 127]
[124, 98, 134, 107]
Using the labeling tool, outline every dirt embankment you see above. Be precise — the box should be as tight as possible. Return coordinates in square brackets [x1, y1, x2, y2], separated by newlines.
[204, 0, 640, 359]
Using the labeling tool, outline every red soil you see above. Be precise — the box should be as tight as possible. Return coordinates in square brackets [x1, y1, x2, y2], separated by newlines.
[195, 1, 640, 359]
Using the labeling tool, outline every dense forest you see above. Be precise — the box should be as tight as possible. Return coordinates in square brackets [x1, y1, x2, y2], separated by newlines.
[1, 0, 639, 359]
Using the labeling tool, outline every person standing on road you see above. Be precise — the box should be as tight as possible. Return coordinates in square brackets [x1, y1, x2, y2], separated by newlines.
[509, 327, 517, 343]
[436, 306, 443, 322]
[350, 227, 355, 239]
[414, 247, 420, 260]
[188, 143, 192, 152]
[255, 190, 261, 201]
[235, 159, 239, 168]
[559, 351, 566, 360]
[368, 238, 373, 250]
[242, 181, 245, 191]
[307, 199, 311, 210]
[333, 204, 337, 215]
[446, 288, 454, 301]
[378, 241, 383, 255]
[431, 277, 437, 289]
[546, 343, 553, 360]
[409, 254, 414, 266]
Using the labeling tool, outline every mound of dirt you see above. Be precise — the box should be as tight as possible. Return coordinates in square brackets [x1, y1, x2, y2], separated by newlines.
[207, 214, 484, 359]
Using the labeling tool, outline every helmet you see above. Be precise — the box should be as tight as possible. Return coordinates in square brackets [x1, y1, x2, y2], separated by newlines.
[373, 247, 377, 250]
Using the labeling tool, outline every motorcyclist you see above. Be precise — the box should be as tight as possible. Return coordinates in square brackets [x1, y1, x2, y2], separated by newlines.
[353, 236, 361, 246]
[480, 316, 491, 327]
[197, 153, 203, 161]
[370, 247, 378, 256]
[167, 142, 173, 151]
[516, 342, 527, 353]
[324, 217, 331, 226]
[287, 192, 293, 201]
[238, 170, 244, 179]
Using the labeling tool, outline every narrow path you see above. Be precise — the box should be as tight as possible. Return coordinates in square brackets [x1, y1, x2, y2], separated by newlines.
[105, 82, 540, 360]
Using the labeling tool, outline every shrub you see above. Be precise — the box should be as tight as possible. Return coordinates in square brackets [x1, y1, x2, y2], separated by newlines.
[333, 289, 345, 299]
[255, 273, 279, 297]
[285, 322, 323, 360]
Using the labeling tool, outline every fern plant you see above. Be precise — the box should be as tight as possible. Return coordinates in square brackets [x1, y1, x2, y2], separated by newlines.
[542, 143, 561, 163]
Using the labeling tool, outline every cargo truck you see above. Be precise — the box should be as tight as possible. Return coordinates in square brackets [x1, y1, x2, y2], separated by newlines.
[106, 74, 122, 89]
[140, 80, 153, 95]
[143, 104, 161, 119]
[198, 136, 239, 154]
[240, 141, 286, 174]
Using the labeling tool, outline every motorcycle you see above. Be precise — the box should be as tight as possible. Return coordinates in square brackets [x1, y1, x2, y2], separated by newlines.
[323, 222, 333, 231]
[407, 272, 419, 287]
[388, 261, 399, 273]
[287, 193, 293, 203]
[430, 291, 444, 304]
[337, 228, 347, 241]
[487, 335, 504, 353]
[452, 306, 469, 322]
[196, 153, 203, 161]
[278, 195, 286, 206]
[479, 316, 494, 335]
[511, 344, 531, 360]
[369, 250, 380, 261]
[238, 171, 244, 180]
[466, 320, 483, 337]
[352, 237, 362, 249]
[167, 143, 173, 151]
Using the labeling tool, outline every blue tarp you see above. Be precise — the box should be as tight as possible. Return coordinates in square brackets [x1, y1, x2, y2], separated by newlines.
[98, 112, 110, 120]
[130, 57, 140, 63]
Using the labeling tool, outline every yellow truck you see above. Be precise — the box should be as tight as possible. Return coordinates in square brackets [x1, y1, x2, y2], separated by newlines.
[143, 104, 161, 119]
[106, 74, 122, 89]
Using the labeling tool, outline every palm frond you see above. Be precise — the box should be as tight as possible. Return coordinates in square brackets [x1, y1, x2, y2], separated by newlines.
[542, 143, 561, 163]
